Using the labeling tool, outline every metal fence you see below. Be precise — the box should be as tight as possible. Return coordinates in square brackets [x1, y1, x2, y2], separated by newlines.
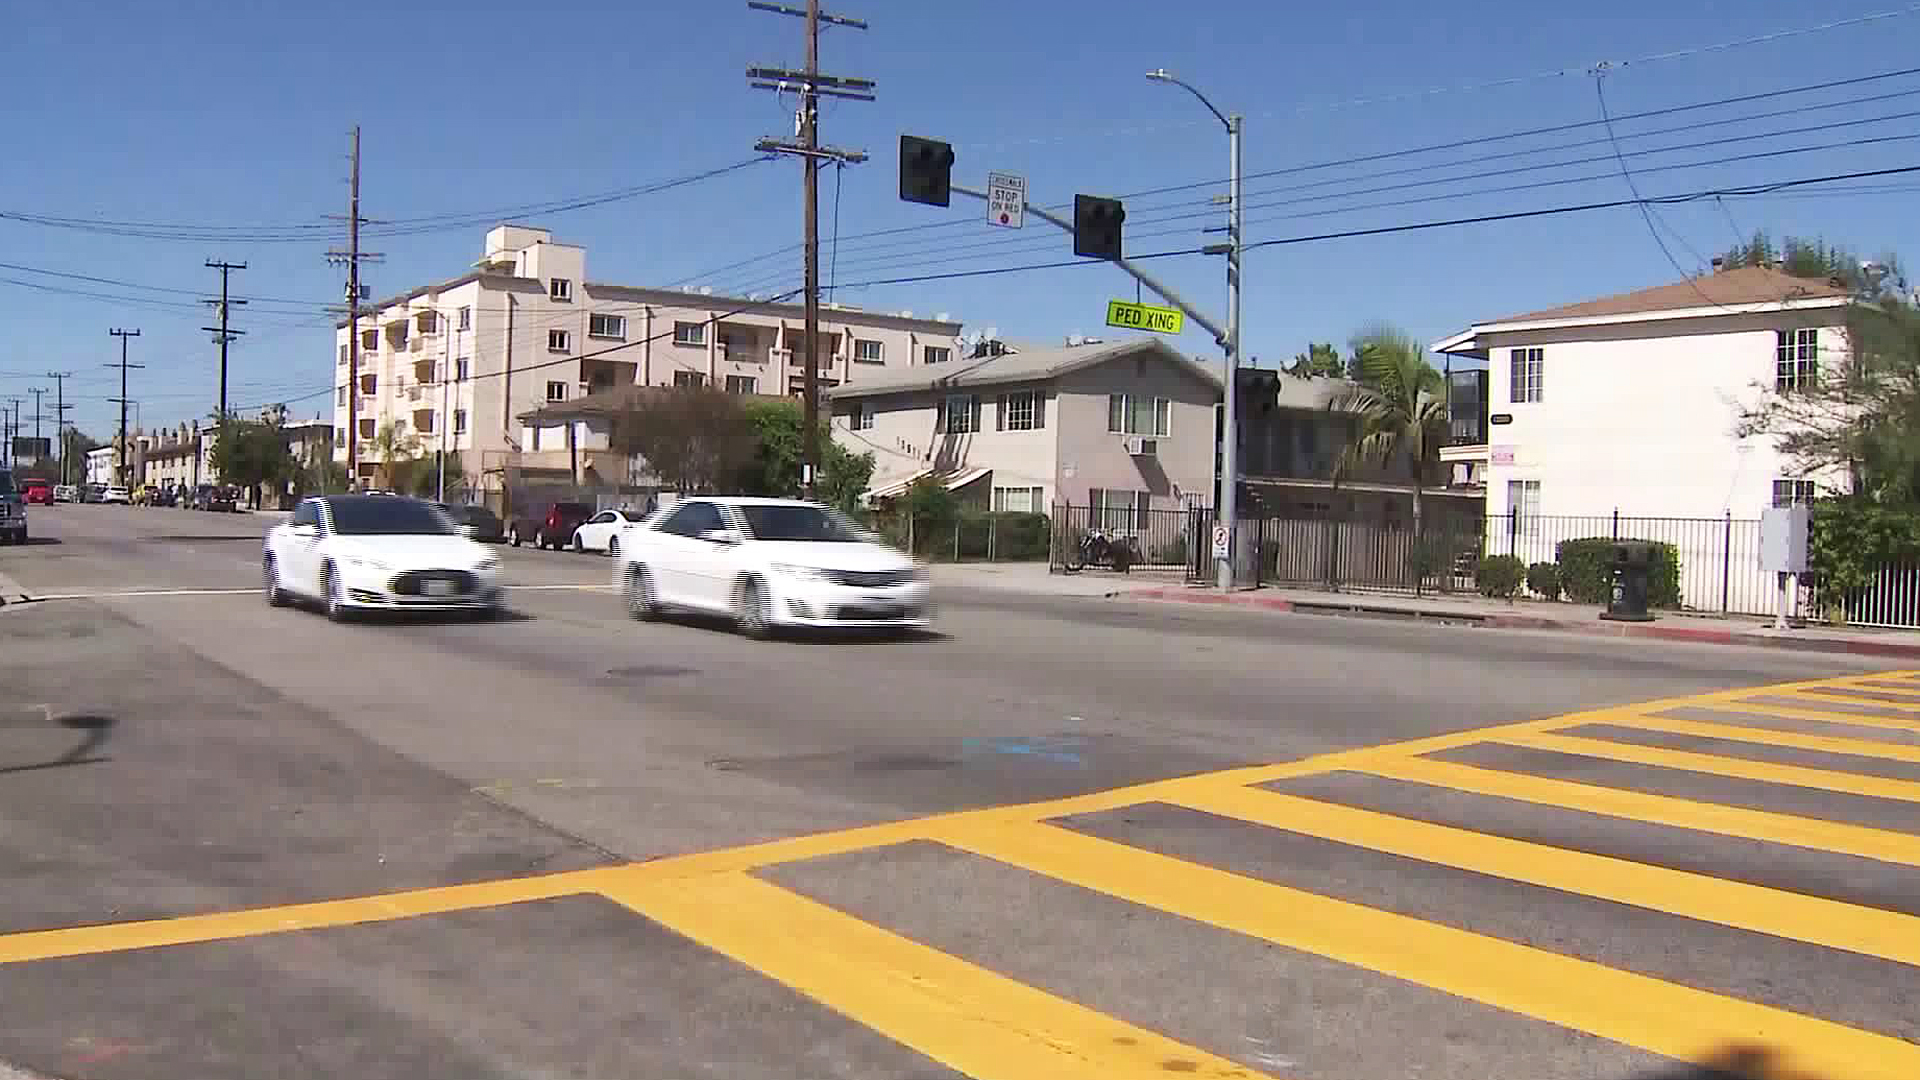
[1482, 511, 1774, 615]
[1049, 504, 1203, 571]
[1812, 560, 1920, 628]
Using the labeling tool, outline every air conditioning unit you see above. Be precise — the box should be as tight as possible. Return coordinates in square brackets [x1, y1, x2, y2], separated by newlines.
[1124, 436, 1158, 457]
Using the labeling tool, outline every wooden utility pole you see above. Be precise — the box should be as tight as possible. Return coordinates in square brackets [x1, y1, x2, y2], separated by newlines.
[203, 260, 248, 426]
[747, 0, 871, 496]
[326, 127, 379, 489]
[108, 328, 143, 487]
[45, 371, 72, 485]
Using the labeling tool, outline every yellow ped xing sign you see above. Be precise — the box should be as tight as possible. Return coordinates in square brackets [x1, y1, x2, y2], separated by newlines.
[1105, 299, 1184, 335]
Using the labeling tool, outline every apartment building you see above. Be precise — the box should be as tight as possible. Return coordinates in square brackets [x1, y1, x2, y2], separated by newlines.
[333, 226, 964, 488]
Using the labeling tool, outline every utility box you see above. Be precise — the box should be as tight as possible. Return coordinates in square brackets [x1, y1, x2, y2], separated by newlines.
[1760, 505, 1810, 574]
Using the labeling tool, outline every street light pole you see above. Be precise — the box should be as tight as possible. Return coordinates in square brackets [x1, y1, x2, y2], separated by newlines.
[1148, 70, 1242, 589]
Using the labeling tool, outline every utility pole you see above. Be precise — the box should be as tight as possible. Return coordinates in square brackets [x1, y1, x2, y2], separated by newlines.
[204, 260, 248, 440]
[108, 328, 143, 488]
[326, 126, 380, 491]
[46, 371, 72, 486]
[28, 386, 46, 466]
[747, 0, 872, 496]
[2, 399, 17, 469]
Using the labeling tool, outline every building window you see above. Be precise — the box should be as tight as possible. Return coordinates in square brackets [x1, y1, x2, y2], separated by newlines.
[336, 385, 347, 407]
[853, 338, 884, 362]
[453, 409, 468, 435]
[455, 358, 469, 381]
[588, 312, 627, 339]
[924, 345, 951, 365]
[458, 306, 471, 331]
[725, 375, 757, 394]
[549, 278, 572, 301]
[546, 381, 568, 402]
[359, 374, 377, 395]
[1106, 394, 1169, 436]
[548, 329, 570, 352]
[1089, 488, 1150, 531]
[419, 411, 436, 434]
[1772, 478, 1816, 507]
[360, 329, 378, 351]
[1507, 479, 1541, 537]
[416, 311, 438, 335]
[335, 427, 346, 445]
[358, 419, 375, 439]
[942, 394, 981, 434]
[848, 402, 873, 431]
[338, 343, 348, 365]
[1776, 328, 1819, 393]
[673, 371, 706, 388]
[998, 390, 1043, 431]
[1509, 347, 1544, 403]
[993, 486, 1044, 513]
[673, 321, 706, 347]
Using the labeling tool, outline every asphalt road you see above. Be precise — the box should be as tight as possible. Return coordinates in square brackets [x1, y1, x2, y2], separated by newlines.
[1, 503, 1915, 1080]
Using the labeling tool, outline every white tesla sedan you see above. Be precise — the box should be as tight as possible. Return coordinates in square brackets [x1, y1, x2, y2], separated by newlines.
[616, 496, 929, 637]
[570, 507, 647, 555]
[262, 495, 503, 621]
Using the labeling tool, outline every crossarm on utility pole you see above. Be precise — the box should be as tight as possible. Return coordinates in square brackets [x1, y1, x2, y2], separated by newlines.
[948, 183, 1228, 347]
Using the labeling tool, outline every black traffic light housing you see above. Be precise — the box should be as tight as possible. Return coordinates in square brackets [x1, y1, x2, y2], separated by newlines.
[1073, 195, 1125, 261]
[899, 135, 955, 207]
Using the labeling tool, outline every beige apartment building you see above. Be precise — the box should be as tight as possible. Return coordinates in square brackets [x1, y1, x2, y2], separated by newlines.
[333, 226, 964, 490]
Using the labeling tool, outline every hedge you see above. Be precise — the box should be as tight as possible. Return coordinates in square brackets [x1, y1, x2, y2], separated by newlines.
[1526, 561, 1562, 601]
[1555, 537, 1682, 609]
[1475, 554, 1524, 599]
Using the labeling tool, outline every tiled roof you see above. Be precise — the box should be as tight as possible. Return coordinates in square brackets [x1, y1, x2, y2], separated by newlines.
[824, 337, 1223, 400]
[1497, 266, 1849, 324]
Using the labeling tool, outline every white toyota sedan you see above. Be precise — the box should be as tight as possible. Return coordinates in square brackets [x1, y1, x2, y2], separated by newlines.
[263, 495, 503, 621]
[570, 507, 647, 555]
[616, 497, 929, 637]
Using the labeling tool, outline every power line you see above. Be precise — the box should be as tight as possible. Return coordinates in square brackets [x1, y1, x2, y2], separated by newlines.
[1594, 67, 1732, 307]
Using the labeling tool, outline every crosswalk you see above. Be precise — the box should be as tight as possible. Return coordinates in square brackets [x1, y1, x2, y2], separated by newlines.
[4, 671, 1919, 1079]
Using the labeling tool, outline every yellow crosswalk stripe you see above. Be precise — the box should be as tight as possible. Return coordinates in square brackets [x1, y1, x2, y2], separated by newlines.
[1794, 687, 1920, 712]
[1695, 699, 1920, 735]
[1169, 783, 1920, 966]
[928, 819, 1920, 1080]
[1358, 756, 1920, 867]
[1609, 712, 1920, 765]
[1501, 730, 1920, 804]
[598, 869, 1268, 1080]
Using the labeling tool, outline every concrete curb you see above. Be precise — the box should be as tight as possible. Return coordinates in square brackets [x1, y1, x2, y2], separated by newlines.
[1122, 587, 1920, 660]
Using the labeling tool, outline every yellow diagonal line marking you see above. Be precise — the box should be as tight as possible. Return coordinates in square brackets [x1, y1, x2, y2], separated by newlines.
[1691, 699, 1920, 734]
[1358, 756, 1920, 867]
[600, 869, 1267, 1080]
[1502, 731, 1920, 804]
[1609, 713, 1920, 765]
[0, 867, 616, 965]
[928, 819, 1920, 1080]
[1795, 687, 1920, 712]
[1844, 677, 1920, 695]
[1169, 783, 1920, 965]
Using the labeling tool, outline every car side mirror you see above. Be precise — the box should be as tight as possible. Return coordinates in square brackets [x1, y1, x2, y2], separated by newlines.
[699, 528, 740, 545]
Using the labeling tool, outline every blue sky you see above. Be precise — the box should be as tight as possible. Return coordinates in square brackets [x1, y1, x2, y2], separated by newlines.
[4, 0, 1919, 438]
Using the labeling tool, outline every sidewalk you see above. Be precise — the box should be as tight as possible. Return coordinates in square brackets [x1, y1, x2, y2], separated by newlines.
[928, 560, 1920, 661]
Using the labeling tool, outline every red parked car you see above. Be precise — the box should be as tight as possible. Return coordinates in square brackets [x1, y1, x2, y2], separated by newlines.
[506, 501, 594, 550]
[21, 479, 52, 505]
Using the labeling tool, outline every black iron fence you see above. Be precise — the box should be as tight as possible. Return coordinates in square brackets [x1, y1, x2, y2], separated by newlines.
[1049, 504, 1204, 571]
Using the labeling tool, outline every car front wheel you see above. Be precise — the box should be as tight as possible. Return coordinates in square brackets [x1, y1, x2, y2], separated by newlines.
[734, 576, 773, 640]
[323, 564, 352, 623]
[607, 536, 619, 558]
[625, 564, 660, 621]
[572, 533, 585, 554]
[264, 555, 287, 607]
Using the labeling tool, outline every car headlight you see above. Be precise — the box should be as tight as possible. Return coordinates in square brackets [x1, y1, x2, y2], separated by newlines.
[771, 562, 831, 582]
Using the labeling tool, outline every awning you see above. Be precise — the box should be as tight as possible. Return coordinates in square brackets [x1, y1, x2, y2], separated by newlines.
[863, 466, 991, 503]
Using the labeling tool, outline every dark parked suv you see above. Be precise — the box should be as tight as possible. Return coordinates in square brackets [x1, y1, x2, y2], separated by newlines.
[507, 501, 594, 550]
[438, 502, 504, 543]
[192, 484, 238, 512]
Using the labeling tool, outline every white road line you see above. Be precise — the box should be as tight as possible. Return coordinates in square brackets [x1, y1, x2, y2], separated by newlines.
[21, 582, 612, 601]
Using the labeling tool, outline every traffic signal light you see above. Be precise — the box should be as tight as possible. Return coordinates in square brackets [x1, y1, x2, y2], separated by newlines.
[899, 135, 954, 207]
[1074, 195, 1125, 261]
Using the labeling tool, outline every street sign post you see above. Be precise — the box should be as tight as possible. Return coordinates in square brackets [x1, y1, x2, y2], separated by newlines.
[1105, 299, 1184, 335]
[1210, 522, 1231, 560]
[986, 172, 1025, 228]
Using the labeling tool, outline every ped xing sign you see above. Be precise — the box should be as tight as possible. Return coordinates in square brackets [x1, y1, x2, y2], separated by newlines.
[1105, 299, 1184, 335]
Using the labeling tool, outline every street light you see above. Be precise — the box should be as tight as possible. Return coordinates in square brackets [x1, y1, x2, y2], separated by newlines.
[1148, 68, 1243, 590]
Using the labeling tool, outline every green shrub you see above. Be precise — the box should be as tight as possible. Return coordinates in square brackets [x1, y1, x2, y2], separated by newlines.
[1476, 554, 1524, 599]
[986, 511, 1050, 560]
[1555, 537, 1683, 608]
[1526, 561, 1562, 600]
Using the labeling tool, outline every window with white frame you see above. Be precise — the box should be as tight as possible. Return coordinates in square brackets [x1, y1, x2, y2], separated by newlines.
[589, 312, 626, 339]
[1106, 393, 1169, 436]
[673, 321, 706, 346]
[924, 345, 951, 365]
[1772, 478, 1816, 507]
[549, 278, 572, 301]
[548, 329, 570, 352]
[457, 306, 471, 331]
[454, 409, 468, 435]
[455, 358, 469, 381]
[673, 371, 706, 388]
[998, 390, 1043, 431]
[853, 338, 884, 362]
[338, 343, 348, 365]
[942, 394, 981, 434]
[847, 402, 873, 430]
[546, 381, 568, 402]
[1506, 478, 1541, 537]
[358, 418, 375, 439]
[336, 385, 347, 406]
[1775, 328, 1819, 393]
[1509, 347, 1544, 403]
[1089, 487, 1150, 531]
[360, 329, 378, 351]
[992, 485, 1045, 513]
[725, 375, 757, 394]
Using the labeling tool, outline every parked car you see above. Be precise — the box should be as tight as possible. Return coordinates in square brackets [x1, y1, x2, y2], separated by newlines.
[615, 496, 930, 638]
[101, 485, 131, 505]
[149, 485, 178, 507]
[81, 484, 105, 504]
[0, 469, 26, 544]
[570, 507, 648, 555]
[437, 503, 504, 543]
[22, 479, 53, 505]
[507, 501, 594, 550]
[53, 484, 77, 503]
[191, 484, 237, 512]
[262, 495, 503, 621]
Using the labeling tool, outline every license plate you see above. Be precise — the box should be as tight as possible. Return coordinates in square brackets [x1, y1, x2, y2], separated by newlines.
[848, 605, 903, 619]
[423, 579, 457, 597]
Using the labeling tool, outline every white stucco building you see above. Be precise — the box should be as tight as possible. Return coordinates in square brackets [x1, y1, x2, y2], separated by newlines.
[333, 226, 963, 490]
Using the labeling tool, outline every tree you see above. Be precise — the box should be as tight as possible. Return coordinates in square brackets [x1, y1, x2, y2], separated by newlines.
[737, 397, 878, 511]
[1328, 328, 1448, 538]
[1718, 230, 1895, 291]
[608, 385, 759, 494]
[817, 442, 876, 513]
[209, 418, 296, 508]
[1286, 342, 1345, 379]
[366, 421, 420, 491]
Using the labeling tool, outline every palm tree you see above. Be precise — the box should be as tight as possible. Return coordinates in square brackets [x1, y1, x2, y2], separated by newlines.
[367, 421, 420, 491]
[1329, 327, 1449, 546]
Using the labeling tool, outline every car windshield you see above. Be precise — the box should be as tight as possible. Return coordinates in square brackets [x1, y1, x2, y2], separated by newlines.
[326, 496, 457, 536]
[736, 504, 864, 542]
